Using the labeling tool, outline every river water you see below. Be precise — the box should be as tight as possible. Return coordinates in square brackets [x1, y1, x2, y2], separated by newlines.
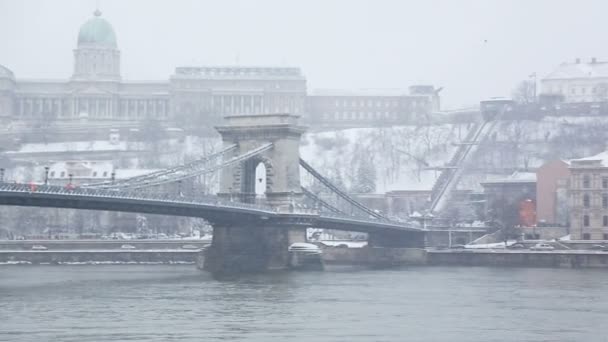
[1, 265, 608, 342]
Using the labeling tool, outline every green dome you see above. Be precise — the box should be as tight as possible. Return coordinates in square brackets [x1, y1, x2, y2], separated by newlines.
[77, 10, 117, 47]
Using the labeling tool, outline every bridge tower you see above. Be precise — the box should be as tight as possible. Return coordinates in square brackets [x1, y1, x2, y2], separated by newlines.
[215, 113, 306, 208]
[205, 113, 309, 275]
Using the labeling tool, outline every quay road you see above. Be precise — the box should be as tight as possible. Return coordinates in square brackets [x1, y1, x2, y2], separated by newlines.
[0, 239, 211, 251]
[0, 239, 210, 264]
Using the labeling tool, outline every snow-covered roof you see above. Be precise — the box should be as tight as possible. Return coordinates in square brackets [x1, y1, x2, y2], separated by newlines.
[544, 60, 608, 80]
[570, 151, 608, 167]
[482, 171, 537, 185]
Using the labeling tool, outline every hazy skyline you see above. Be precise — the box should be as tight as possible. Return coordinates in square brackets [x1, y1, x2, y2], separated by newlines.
[1, 0, 607, 108]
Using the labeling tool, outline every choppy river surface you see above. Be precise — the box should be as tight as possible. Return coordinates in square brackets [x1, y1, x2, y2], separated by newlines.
[1, 265, 608, 341]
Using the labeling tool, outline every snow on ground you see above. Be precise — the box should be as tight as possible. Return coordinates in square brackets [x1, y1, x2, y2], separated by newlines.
[464, 240, 517, 249]
[300, 124, 473, 192]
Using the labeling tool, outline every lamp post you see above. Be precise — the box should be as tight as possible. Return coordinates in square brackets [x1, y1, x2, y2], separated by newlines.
[0, 168, 4, 183]
[44, 166, 50, 185]
[178, 180, 183, 197]
[111, 171, 116, 185]
[68, 173, 73, 185]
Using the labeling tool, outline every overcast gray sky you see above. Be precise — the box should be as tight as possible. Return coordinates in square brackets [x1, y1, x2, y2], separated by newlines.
[1, 0, 607, 109]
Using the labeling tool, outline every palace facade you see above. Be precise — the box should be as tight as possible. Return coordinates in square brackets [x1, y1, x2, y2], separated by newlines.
[0, 10, 437, 129]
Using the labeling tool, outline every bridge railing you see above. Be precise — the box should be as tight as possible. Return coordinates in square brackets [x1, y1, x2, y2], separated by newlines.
[318, 211, 422, 230]
[0, 183, 276, 213]
[0, 183, 422, 229]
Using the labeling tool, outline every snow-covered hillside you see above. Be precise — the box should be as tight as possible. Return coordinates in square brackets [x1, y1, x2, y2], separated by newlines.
[300, 124, 474, 193]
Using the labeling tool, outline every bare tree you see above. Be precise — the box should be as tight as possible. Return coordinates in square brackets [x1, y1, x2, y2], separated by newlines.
[512, 80, 536, 104]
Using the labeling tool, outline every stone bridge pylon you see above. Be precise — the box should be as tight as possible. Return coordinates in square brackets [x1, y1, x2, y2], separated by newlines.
[215, 113, 306, 208]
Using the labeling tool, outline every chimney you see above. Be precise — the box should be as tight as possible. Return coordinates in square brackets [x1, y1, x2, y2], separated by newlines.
[575, 58, 581, 64]
[592, 57, 597, 64]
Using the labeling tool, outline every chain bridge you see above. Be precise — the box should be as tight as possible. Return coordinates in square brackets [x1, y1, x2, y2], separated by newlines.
[0, 113, 425, 273]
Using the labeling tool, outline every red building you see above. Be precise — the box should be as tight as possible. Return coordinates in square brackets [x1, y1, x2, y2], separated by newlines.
[536, 160, 571, 226]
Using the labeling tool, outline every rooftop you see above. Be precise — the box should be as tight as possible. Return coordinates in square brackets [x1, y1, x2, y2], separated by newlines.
[544, 59, 608, 80]
[481, 171, 537, 185]
[77, 10, 117, 48]
[570, 151, 608, 168]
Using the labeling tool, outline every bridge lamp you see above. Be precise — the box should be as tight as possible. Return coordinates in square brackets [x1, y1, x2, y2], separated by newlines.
[44, 166, 50, 185]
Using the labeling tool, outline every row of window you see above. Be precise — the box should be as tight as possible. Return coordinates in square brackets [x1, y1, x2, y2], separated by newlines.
[582, 193, 608, 208]
[581, 233, 608, 240]
[581, 175, 608, 188]
[335, 100, 424, 108]
[331, 111, 399, 121]
[582, 214, 608, 227]
[545, 85, 607, 96]
[49, 171, 109, 178]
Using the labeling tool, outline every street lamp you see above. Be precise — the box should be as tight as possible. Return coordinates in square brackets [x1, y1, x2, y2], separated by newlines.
[44, 166, 50, 185]
[0, 168, 4, 183]
[178, 180, 183, 196]
[111, 171, 116, 185]
[68, 173, 73, 185]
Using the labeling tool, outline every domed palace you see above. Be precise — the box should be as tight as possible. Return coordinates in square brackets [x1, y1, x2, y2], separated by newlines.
[0, 10, 307, 128]
[0, 11, 437, 131]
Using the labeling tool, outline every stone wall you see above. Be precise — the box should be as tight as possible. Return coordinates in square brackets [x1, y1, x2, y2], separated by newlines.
[428, 250, 608, 268]
[321, 246, 427, 267]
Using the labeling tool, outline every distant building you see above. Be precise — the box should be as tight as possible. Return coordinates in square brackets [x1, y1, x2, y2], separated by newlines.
[541, 58, 608, 103]
[536, 160, 570, 226]
[306, 86, 440, 128]
[0, 10, 306, 125]
[0, 10, 439, 130]
[46, 160, 156, 186]
[568, 152, 608, 240]
[481, 172, 537, 229]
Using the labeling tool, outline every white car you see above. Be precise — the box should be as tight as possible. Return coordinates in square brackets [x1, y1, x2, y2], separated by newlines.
[530, 243, 554, 251]
[120, 244, 136, 249]
[181, 244, 200, 250]
[31, 245, 48, 250]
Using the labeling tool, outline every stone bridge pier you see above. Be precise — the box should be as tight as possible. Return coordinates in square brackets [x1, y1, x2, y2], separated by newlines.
[203, 223, 307, 274]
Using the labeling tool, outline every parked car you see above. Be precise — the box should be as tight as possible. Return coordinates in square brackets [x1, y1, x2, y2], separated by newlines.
[120, 244, 136, 249]
[181, 244, 200, 250]
[31, 245, 47, 250]
[509, 243, 526, 249]
[530, 243, 554, 251]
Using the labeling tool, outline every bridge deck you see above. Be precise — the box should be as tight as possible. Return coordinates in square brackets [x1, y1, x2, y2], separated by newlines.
[0, 183, 424, 233]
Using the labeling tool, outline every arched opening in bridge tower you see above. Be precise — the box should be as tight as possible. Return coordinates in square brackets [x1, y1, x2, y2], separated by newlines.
[241, 159, 268, 203]
[255, 163, 267, 200]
